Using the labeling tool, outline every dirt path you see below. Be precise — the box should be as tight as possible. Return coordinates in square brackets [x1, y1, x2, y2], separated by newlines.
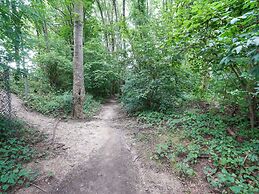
[12, 95, 185, 194]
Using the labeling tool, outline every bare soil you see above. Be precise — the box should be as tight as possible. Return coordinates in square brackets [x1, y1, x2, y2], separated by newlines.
[12, 95, 211, 194]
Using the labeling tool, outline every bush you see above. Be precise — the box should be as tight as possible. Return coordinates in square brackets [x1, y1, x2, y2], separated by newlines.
[36, 52, 72, 90]
[24, 92, 100, 117]
[84, 39, 120, 97]
[121, 66, 192, 113]
[35, 37, 73, 91]
[24, 92, 72, 116]
[83, 94, 101, 117]
[122, 71, 175, 112]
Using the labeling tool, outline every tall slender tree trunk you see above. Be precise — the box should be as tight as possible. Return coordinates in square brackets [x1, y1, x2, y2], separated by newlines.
[96, 0, 109, 51]
[73, 0, 85, 119]
[122, 0, 126, 51]
[11, 0, 21, 80]
[112, 0, 122, 51]
[230, 65, 257, 129]
[122, 0, 126, 25]
[104, 1, 114, 52]
[42, 20, 49, 50]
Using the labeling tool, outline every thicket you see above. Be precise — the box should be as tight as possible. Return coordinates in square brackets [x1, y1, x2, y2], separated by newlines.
[120, 0, 258, 192]
[122, 0, 258, 129]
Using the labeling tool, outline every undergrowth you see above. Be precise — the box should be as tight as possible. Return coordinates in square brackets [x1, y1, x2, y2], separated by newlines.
[0, 117, 43, 193]
[23, 92, 101, 117]
[12, 81, 101, 118]
[136, 107, 259, 193]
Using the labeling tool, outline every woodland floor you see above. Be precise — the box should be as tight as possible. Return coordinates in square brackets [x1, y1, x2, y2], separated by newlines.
[12, 95, 213, 194]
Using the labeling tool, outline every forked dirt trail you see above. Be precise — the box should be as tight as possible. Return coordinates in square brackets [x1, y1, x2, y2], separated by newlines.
[12, 95, 185, 194]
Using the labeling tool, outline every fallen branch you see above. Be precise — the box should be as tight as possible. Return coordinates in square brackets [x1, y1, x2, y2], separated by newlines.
[30, 182, 47, 193]
[227, 128, 236, 137]
[133, 155, 140, 162]
[198, 154, 210, 159]
[243, 153, 249, 165]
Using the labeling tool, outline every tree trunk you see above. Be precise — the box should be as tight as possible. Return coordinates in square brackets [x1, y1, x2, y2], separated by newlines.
[73, 0, 85, 119]
[112, 0, 118, 22]
[146, 0, 149, 16]
[112, 0, 122, 51]
[24, 73, 29, 99]
[230, 64, 257, 129]
[42, 20, 49, 50]
[96, 0, 109, 51]
[247, 91, 257, 129]
[11, 0, 22, 80]
[122, 0, 126, 51]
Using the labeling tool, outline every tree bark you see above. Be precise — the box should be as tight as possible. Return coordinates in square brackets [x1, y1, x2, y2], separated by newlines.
[73, 0, 85, 119]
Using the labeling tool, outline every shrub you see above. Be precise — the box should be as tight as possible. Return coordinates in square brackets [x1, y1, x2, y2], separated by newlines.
[84, 39, 120, 97]
[24, 92, 100, 117]
[121, 68, 191, 113]
[35, 37, 73, 91]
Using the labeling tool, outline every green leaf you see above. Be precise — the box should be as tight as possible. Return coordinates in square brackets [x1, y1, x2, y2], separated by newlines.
[220, 158, 228, 165]
[234, 46, 243, 54]
[252, 54, 259, 63]
[220, 56, 231, 65]
[0, 176, 8, 183]
[230, 18, 239, 24]
[230, 185, 242, 193]
[18, 180, 24, 185]
[2, 184, 9, 191]
[253, 37, 259, 46]
[8, 177, 15, 184]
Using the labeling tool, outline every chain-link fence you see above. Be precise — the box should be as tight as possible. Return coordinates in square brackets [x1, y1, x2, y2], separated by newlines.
[0, 64, 11, 118]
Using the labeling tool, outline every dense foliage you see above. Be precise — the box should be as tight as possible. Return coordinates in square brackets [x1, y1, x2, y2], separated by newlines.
[1, 0, 257, 122]
[122, 0, 258, 129]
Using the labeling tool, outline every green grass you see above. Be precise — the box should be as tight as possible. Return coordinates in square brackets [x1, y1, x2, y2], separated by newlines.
[136, 107, 259, 193]
[0, 117, 43, 193]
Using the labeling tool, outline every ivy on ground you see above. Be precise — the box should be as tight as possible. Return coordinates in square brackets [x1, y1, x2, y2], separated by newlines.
[138, 107, 259, 193]
[0, 117, 40, 193]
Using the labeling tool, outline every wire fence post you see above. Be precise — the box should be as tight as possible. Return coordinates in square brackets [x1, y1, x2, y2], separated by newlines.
[0, 64, 11, 119]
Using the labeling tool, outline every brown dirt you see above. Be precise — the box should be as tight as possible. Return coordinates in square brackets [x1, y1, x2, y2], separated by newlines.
[12, 95, 209, 194]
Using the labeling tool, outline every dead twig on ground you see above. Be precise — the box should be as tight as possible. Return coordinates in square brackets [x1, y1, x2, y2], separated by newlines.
[30, 182, 47, 193]
[243, 153, 249, 165]
[133, 155, 140, 162]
